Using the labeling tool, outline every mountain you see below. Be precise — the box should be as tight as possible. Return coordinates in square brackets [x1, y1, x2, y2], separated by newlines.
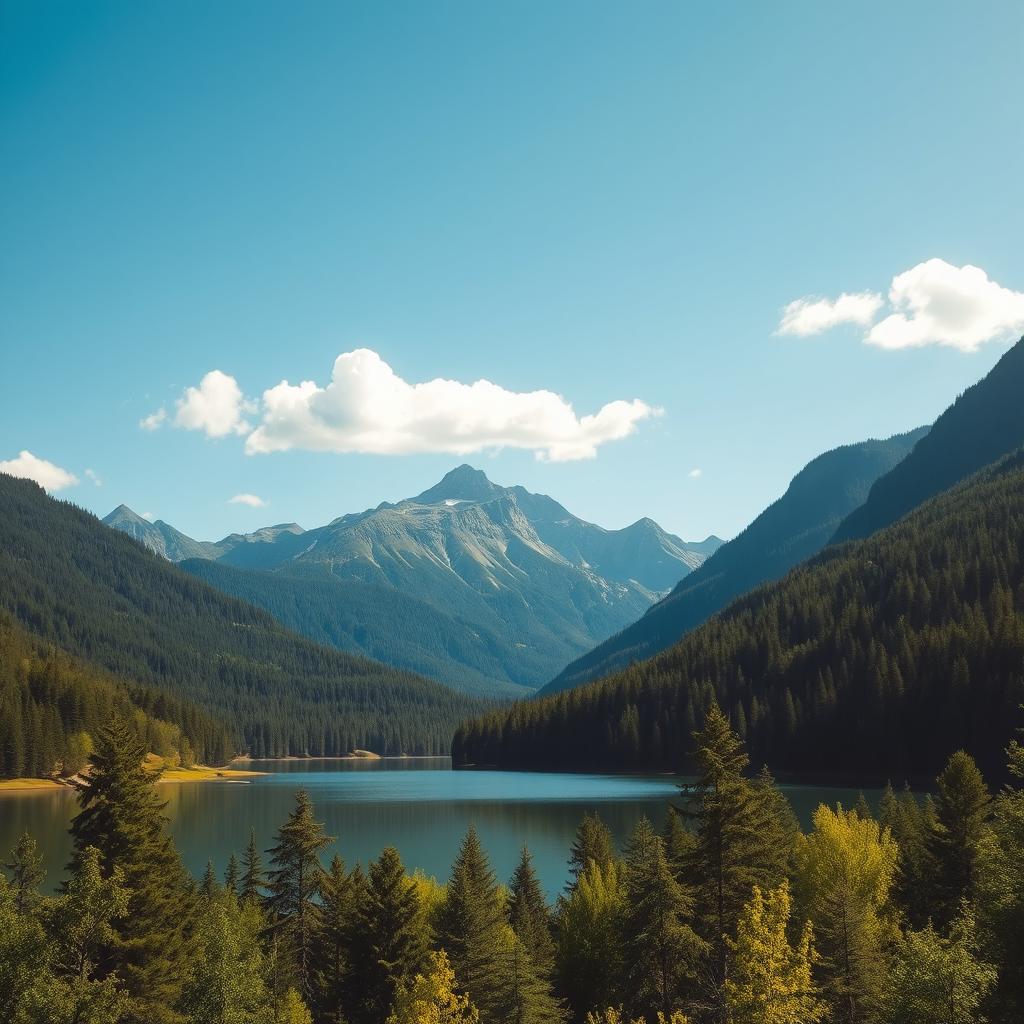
[454, 449, 1024, 783]
[0, 473, 489, 759]
[542, 427, 927, 694]
[104, 466, 719, 693]
[102, 504, 224, 561]
[833, 335, 1024, 543]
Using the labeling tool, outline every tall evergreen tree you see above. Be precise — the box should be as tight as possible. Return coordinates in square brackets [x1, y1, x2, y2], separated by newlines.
[347, 846, 428, 1024]
[241, 827, 264, 903]
[508, 846, 555, 975]
[926, 751, 992, 927]
[437, 826, 507, 1020]
[201, 859, 218, 898]
[265, 789, 333, 1003]
[567, 813, 616, 887]
[495, 928, 565, 1024]
[662, 807, 695, 884]
[67, 717, 194, 1024]
[224, 853, 240, 897]
[5, 830, 45, 914]
[312, 854, 357, 1024]
[620, 818, 701, 1020]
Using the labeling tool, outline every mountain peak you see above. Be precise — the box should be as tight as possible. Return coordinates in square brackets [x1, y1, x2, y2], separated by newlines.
[413, 464, 503, 504]
[103, 504, 149, 526]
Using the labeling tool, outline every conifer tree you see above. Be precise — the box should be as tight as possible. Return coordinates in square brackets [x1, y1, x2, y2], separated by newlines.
[0, 873, 50, 1021]
[620, 818, 701, 1019]
[67, 717, 194, 1024]
[5, 831, 44, 914]
[437, 825, 507, 1020]
[224, 853, 240, 897]
[554, 859, 625, 1017]
[495, 927, 565, 1024]
[662, 807, 694, 883]
[347, 846, 428, 1024]
[680, 703, 789, 1017]
[201, 859, 218, 898]
[567, 813, 616, 887]
[312, 854, 356, 1024]
[723, 881, 824, 1024]
[926, 751, 992, 927]
[795, 804, 898, 1024]
[241, 827, 264, 903]
[508, 846, 555, 975]
[386, 950, 479, 1024]
[265, 790, 333, 1003]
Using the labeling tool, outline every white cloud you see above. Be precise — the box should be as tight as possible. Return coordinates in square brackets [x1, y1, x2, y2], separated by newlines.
[141, 511, 155, 521]
[688, 468, 703, 478]
[229, 493, 267, 508]
[139, 408, 167, 431]
[84, 468, 102, 487]
[0, 450, 79, 492]
[174, 370, 255, 437]
[244, 349, 658, 462]
[777, 291, 884, 336]
[866, 259, 1024, 352]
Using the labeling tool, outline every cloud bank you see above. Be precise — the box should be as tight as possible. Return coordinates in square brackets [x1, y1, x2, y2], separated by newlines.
[0, 451, 79, 492]
[229, 493, 267, 507]
[779, 259, 1024, 352]
[144, 349, 652, 462]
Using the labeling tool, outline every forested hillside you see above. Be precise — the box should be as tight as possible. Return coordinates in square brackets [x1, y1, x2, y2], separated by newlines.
[454, 451, 1024, 782]
[0, 474, 489, 760]
[544, 427, 927, 694]
[0, 615, 233, 776]
[833, 334, 1024, 542]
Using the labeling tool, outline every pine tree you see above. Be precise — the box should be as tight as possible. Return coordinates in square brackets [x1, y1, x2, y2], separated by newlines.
[5, 830, 45, 914]
[554, 859, 625, 1017]
[495, 927, 565, 1024]
[620, 817, 701, 1019]
[224, 853, 240, 896]
[723, 881, 824, 1024]
[347, 846, 428, 1024]
[567, 813, 616, 887]
[312, 854, 356, 1024]
[67, 717, 194, 1024]
[926, 751, 992, 927]
[265, 789, 333, 1003]
[508, 846, 555, 975]
[387, 950, 479, 1024]
[662, 807, 695, 883]
[437, 825, 507, 1020]
[794, 804, 898, 1024]
[680, 703, 789, 1018]
[0, 873, 50, 1021]
[201, 859, 218, 898]
[241, 827, 264, 903]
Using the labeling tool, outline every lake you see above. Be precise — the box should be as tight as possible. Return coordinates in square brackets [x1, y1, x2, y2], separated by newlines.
[0, 758, 885, 896]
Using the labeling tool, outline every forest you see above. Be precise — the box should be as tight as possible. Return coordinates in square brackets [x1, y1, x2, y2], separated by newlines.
[454, 452, 1024, 783]
[3, 708, 1023, 1024]
[0, 474, 490, 764]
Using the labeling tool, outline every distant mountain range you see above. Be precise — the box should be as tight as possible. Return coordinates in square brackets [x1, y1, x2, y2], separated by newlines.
[103, 465, 720, 696]
[542, 426, 928, 694]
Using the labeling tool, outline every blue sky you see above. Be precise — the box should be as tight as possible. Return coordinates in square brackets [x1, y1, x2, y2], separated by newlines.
[2, 0, 1022, 542]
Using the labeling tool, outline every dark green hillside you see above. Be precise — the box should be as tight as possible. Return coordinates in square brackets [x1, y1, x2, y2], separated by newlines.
[454, 451, 1024, 782]
[0, 614, 232, 776]
[0, 474, 489, 758]
[833, 334, 1024, 542]
[545, 427, 926, 694]
[180, 558, 535, 699]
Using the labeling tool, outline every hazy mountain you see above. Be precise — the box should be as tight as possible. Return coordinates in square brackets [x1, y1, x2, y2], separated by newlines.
[103, 465, 717, 694]
[542, 426, 928, 695]
[833, 335, 1024, 543]
[102, 504, 224, 562]
[2, 473, 486, 757]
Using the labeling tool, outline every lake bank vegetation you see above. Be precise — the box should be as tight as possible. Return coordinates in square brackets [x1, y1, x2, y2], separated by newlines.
[3, 709, 1023, 1024]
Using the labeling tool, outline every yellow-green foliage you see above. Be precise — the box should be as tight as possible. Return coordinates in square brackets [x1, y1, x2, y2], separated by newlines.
[386, 950, 479, 1024]
[724, 881, 824, 1024]
[585, 1007, 690, 1024]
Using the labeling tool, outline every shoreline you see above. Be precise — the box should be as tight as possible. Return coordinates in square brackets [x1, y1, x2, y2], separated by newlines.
[230, 753, 451, 763]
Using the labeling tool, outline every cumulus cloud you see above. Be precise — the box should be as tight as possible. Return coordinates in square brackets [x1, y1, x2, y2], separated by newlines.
[778, 291, 884, 336]
[688, 468, 703, 478]
[174, 370, 255, 437]
[0, 450, 79, 492]
[84, 468, 102, 487]
[229, 493, 267, 508]
[244, 349, 658, 462]
[141, 511, 155, 521]
[139, 408, 167, 431]
[866, 259, 1024, 352]
[779, 259, 1024, 352]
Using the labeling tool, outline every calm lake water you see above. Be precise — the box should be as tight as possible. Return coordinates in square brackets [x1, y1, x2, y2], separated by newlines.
[0, 758, 885, 896]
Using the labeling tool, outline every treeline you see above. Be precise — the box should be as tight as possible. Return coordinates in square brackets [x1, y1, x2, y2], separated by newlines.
[454, 452, 1024, 782]
[4, 709, 1024, 1023]
[0, 474, 491, 760]
[0, 615, 232, 776]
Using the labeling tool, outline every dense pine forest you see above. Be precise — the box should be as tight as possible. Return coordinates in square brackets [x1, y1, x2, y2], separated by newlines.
[454, 452, 1024, 782]
[4, 710, 1023, 1024]
[0, 474, 490, 765]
